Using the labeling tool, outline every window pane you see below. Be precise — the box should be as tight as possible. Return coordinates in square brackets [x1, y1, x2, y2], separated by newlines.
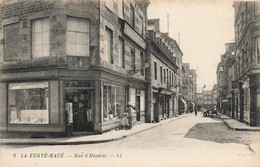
[77, 44, 89, 56]
[42, 44, 49, 57]
[66, 44, 77, 56]
[67, 31, 77, 44]
[77, 19, 89, 33]
[78, 33, 89, 45]
[34, 33, 42, 45]
[34, 45, 43, 58]
[34, 20, 42, 33]
[67, 17, 77, 31]
[8, 82, 49, 124]
[42, 19, 49, 32]
[43, 31, 49, 44]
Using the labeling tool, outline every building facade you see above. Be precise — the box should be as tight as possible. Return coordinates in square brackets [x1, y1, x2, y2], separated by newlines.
[182, 63, 197, 112]
[216, 43, 236, 116]
[196, 85, 217, 110]
[0, 0, 150, 136]
[146, 19, 178, 122]
[233, 1, 260, 126]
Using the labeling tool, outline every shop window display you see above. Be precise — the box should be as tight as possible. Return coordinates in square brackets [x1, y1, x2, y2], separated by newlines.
[103, 85, 125, 121]
[8, 82, 49, 124]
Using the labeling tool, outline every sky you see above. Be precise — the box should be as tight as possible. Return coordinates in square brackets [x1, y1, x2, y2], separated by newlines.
[147, 0, 234, 89]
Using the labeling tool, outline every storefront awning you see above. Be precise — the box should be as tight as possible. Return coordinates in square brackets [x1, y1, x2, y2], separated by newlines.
[180, 99, 187, 111]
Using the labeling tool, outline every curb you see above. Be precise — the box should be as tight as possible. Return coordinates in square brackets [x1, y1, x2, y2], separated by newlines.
[220, 118, 260, 132]
[0, 114, 190, 146]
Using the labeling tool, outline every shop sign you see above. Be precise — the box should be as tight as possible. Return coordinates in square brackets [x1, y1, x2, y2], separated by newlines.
[0, 70, 58, 80]
[222, 99, 229, 102]
[65, 81, 92, 88]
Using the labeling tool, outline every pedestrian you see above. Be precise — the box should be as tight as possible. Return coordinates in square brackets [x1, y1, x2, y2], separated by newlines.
[195, 109, 197, 116]
[126, 103, 134, 129]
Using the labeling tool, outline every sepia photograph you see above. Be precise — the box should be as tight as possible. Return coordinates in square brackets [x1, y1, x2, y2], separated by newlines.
[0, 0, 259, 166]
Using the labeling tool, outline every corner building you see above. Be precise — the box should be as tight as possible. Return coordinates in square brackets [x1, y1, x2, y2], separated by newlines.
[0, 0, 149, 136]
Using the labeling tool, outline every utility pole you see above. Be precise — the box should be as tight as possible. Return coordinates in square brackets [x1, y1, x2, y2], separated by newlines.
[167, 12, 170, 34]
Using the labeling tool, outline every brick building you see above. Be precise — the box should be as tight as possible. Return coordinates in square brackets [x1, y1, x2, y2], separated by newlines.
[0, 0, 150, 136]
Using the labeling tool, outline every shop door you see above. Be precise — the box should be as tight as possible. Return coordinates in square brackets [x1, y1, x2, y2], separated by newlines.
[65, 89, 93, 132]
[136, 96, 140, 121]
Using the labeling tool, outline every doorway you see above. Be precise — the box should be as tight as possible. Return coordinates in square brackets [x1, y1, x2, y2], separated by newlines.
[65, 89, 93, 132]
[136, 96, 140, 121]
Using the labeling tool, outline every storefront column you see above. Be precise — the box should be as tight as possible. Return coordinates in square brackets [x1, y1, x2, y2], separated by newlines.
[0, 83, 7, 131]
[93, 80, 101, 133]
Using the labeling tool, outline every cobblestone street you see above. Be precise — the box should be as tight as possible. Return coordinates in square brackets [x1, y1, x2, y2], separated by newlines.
[1, 113, 260, 167]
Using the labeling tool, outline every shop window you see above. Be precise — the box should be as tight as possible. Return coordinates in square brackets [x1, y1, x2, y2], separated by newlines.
[118, 37, 125, 68]
[105, 27, 113, 64]
[66, 17, 89, 56]
[103, 85, 125, 121]
[32, 18, 49, 58]
[8, 82, 49, 124]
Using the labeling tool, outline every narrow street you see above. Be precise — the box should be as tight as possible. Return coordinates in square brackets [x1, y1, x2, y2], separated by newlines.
[1, 112, 259, 167]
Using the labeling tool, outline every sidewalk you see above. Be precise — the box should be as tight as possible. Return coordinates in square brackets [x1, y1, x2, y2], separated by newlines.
[220, 114, 260, 131]
[0, 114, 190, 146]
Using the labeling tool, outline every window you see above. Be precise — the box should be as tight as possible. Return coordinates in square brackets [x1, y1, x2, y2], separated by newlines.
[32, 18, 49, 58]
[66, 17, 89, 56]
[166, 69, 168, 83]
[256, 36, 260, 64]
[118, 37, 125, 68]
[104, 27, 113, 63]
[105, 0, 114, 11]
[164, 68, 166, 83]
[130, 4, 135, 27]
[169, 71, 171, 84]
[4, 23, 21, 61]
[154, 61, 157, 80]
[139, 15, 143, 36]
[140, 52, 144, 76]
[160, 66, 163, 84]
[103, 84, 125, 121]
[8, 82, 49, 124]
[131, 46, 135, 70]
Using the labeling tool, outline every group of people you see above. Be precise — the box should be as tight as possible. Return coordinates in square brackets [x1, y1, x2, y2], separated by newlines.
[122, 103, 135, 130]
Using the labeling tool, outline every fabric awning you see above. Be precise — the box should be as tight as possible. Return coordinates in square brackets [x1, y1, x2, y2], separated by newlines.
[181, 99, 187, 111]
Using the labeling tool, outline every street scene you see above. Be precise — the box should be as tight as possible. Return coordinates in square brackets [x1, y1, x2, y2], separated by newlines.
[0, 0, 260, 167]
[1, 113, 260, 167]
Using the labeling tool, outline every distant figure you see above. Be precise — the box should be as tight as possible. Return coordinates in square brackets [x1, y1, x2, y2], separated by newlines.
[195, 109, 197, 116]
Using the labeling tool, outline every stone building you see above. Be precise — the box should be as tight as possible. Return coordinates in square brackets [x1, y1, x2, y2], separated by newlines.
[216, 43, 236, 116]
[0, 0, 150, 136]
[182, 63, 197, 112]
[232, 1, 260, 126]
[146, 19, 178, 122]
[196, 85, 217, 110]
